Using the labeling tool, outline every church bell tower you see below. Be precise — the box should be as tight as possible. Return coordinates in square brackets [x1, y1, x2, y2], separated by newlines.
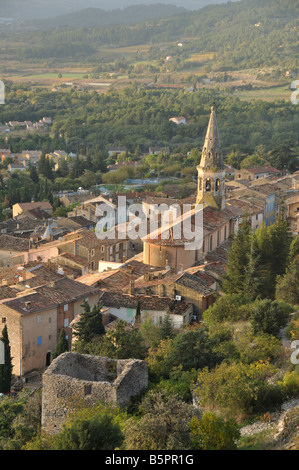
[196, 105, 226, 210]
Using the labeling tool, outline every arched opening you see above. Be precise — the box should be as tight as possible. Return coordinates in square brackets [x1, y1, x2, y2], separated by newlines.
[206, 178, 211, 192]
[46, 352, 51, 367]
[215, 178, 220, 192]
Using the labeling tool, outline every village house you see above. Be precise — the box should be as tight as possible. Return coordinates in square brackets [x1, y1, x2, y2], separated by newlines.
[12, 201, 53, 219]
[122, 267, 217, 318]
[100, 291, 193, 328]
[169, 116, 186, 125]
[0, 234, 30, 267]
[0, 276, 101, 375]
[148, 146, 170, 155]
[107, 146, 126, 157]
[234, 166, 282, 182]
[284, 193, 299, 234]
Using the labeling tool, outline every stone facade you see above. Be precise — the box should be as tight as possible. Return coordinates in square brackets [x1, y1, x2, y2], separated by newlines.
[41, 352, 148, 434]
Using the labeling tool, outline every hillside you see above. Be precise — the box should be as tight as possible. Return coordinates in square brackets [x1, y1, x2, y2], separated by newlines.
[30, 5, 188, 29]
[10, 0, 298, 72]
[0, 0, 234, 20]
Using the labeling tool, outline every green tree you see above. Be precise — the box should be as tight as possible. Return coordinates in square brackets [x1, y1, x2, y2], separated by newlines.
[0, 325, 13, 394]
[51, 413, 123, 450]
[222, 216, 252, 295]
[159, 312, 175, 340]
[52, 328, 69, 360]
[268, 143, 298, 172]
[289, 235, 299, 260]
[72, 301, 105, 351]
[91, 320, 147, 360]
[196, 360, 283, 418]
[29, 164, 39, 184]
[250, 299, 289, 337]
[190, 413, 240, 450]
[124, 392, 199, 450]
[168, 327, 219, 372]
[276, 259, 299, 307]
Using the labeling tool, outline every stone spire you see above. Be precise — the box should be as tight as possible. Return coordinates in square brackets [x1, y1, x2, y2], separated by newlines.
[198, 105, 224, 171]
[196, 105, 226, 210]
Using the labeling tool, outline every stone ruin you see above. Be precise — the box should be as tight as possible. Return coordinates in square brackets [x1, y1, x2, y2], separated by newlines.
[41, 352, 148, 434]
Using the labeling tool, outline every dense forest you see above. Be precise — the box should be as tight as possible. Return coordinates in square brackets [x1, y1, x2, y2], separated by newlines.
[1, 81, 298, 157]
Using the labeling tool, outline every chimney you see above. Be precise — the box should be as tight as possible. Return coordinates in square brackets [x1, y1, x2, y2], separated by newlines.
[74, 239, 79, 256]
[129, 279, 135, 296]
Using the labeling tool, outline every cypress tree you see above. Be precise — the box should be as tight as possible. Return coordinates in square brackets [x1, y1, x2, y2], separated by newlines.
[0, 325, 13, 394]
[159, 312, 175, 340]
[52, 327, 69, 360]
[222, 215, 252, 295]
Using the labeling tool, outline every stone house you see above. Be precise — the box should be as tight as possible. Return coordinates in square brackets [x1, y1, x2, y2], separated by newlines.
[0, 277, 101, 375]
[234, 166, 282, 182]
[42, 352, 148, 434]
[0, 234, 30, 267]
[122, 267, 217, 319]
[12, 201, 53, 219]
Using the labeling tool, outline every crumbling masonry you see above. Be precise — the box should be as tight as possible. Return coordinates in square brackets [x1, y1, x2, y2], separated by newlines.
[41, 352, 148, 434]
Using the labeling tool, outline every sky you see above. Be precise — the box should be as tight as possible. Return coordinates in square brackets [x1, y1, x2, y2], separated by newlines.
[0, 0, 238, 20]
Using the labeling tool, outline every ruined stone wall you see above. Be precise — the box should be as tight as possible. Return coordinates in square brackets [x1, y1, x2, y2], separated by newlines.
[41, 352, 148, 434]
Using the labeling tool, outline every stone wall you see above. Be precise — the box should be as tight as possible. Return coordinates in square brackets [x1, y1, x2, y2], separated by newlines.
[41, 352, 148, 434]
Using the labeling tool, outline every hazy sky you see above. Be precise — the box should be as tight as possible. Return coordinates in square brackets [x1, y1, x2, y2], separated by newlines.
[0, 0, 238, 19]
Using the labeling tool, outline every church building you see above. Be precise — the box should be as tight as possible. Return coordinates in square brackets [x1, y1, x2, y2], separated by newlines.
[142, 105, 242, 271]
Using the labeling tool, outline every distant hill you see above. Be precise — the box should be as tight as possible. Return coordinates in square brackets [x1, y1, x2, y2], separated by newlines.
[0, 0, 237, 20]
[31, 4, 188, 28]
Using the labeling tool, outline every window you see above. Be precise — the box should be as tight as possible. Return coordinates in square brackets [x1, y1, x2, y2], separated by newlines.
[64, 318, 69, 328]
[1, 317, 6, 323]
[84, 385, 92, 396]
[37, 336, 42, 346]
[206, 178, 211, 192]
[37, 315, 42, 324]
[215, 179, 220, 192]
[63, 304, 68, 312]
[256, 214, 259, 220]
[49, 317, 52, 323]
[101, 245, 105, 253]
[91, 249, 95, 257]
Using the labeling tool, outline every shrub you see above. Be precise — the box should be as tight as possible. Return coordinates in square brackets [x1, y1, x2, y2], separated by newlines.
[190, 413, 240, 450]
[278, 371, 299, 398]
[250, 299, 289, 337]
[203, 293, 253, 325]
